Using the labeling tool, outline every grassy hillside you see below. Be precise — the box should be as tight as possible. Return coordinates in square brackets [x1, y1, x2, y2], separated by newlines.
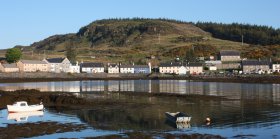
[2, 18, 259, 64]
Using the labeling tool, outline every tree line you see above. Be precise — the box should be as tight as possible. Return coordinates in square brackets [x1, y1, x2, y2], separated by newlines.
[196, 22, 280, 46]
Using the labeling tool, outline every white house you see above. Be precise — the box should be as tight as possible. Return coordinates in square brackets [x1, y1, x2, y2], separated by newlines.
[188, 63, 203, 75]
[120, 65, 134, 73]
[178, 66, 188, 75]
[69, 62, 80, 73]
[209, 65, 217, 71]
[43, 57, 71, 73]
[80, 62, 104, 73]
[108, 63, 119, 73]
[272, 64, 280, 72]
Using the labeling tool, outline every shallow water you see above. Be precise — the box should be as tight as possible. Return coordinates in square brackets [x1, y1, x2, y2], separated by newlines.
[0, 109, 120, 138]
[1, 80, 280, 138]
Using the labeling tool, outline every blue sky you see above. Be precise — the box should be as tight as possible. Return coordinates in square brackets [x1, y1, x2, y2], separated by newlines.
[0, 0, 279, 49]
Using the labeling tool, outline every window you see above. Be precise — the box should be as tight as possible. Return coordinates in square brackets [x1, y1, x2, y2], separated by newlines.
[20, 103, 26, 106]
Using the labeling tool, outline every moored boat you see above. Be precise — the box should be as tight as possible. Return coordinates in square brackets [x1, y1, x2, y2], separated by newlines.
[165, 112, 191, 123]
[7, 101, 44, 113]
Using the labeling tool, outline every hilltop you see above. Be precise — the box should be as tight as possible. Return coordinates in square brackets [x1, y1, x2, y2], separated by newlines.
[3, 18, 279, 63]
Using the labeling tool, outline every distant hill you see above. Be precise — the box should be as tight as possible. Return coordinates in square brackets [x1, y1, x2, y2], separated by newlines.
[8, 18, 280, 63]
[196, 22, 280, 45]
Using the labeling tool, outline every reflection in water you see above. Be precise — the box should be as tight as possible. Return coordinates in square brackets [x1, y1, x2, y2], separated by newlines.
[1, 80, 280, 138]
[73, 92, 280, 132]
[0, 80, 280, 102]
[7, 111, 44, 122]
[165, 120, 191, 129]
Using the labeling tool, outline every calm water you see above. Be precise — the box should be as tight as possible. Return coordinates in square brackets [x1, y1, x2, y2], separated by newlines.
[1, 80, 280, 138]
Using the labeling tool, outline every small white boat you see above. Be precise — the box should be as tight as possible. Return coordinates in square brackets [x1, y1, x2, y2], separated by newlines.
[165, 119, 191, 129]
[7, 111, 44, 122]
[165, 112, 191, 123]
[7, 101, 44, 113]
[176, 122, 191, 129]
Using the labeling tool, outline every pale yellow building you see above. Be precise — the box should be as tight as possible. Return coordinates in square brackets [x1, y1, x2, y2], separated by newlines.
[159, 62, 188, 75]
[17, 60, 48, 72]
[219, 50, 240, 62]
[0, 63, 19, 72]
[188, 63, 204, 75]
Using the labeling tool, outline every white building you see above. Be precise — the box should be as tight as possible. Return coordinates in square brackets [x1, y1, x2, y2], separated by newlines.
[43, 57, 71, 73]
[178, 66, 188, 75]
[80, 62, 104, 73]
[273, 64, 280, 72]
[209, 65, 217, 71]
[120, 65, 134, 73]
[69, 62, 80, 73]
[108, 63, 119, 73]
[205, 60, 222, 65]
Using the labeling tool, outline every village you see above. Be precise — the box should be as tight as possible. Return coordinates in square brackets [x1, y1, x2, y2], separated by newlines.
[0, 50, 280, 75]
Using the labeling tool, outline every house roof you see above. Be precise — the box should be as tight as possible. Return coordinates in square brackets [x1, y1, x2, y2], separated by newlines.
[120, 65, 149, 68]
[0, 57, 6, 61]
[242, 60, 270, 66]
[159, 62, 183, 67]
[220, 50, 240, 56]
[20, 60, 47, 64]
[80, 62, 104, 68]
[2, 63, 18, 68]
[108, 63, 118, 67]
[188, 63, 203, 67]
[45, 57, 66, 63]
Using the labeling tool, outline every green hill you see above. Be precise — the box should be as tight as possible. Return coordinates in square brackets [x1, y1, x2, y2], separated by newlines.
[7, 18, 280, 63]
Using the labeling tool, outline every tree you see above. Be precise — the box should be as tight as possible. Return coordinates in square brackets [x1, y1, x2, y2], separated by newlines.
[65, 45, 77, 63]
[5, 48, 22, 63]
[185, 48, 196, 62]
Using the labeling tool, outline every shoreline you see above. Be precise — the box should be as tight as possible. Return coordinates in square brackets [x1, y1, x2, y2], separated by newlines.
[0, 72, 280, 84]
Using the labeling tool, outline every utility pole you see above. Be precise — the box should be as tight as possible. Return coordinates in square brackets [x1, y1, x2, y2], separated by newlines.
[43, 50, 46, 59]
[242, 35, 244, 46]
[158, 33, 161, 44]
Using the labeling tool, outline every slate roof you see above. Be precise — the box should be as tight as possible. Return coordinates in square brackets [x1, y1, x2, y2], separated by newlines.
[0, 57, 6, 61]
[242, 60, 270, 66]
[220, 50, 240, 56]
[80, 63, 104, 68]
[120, 65, 149, 68]
[2, 63, 18, 68]
[108, 63, 119, 67]
[45, 58, 66, 63]
[20, 60, 47, 64]
[159, 62, 183, 67]
[188, 63, 203, 67]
